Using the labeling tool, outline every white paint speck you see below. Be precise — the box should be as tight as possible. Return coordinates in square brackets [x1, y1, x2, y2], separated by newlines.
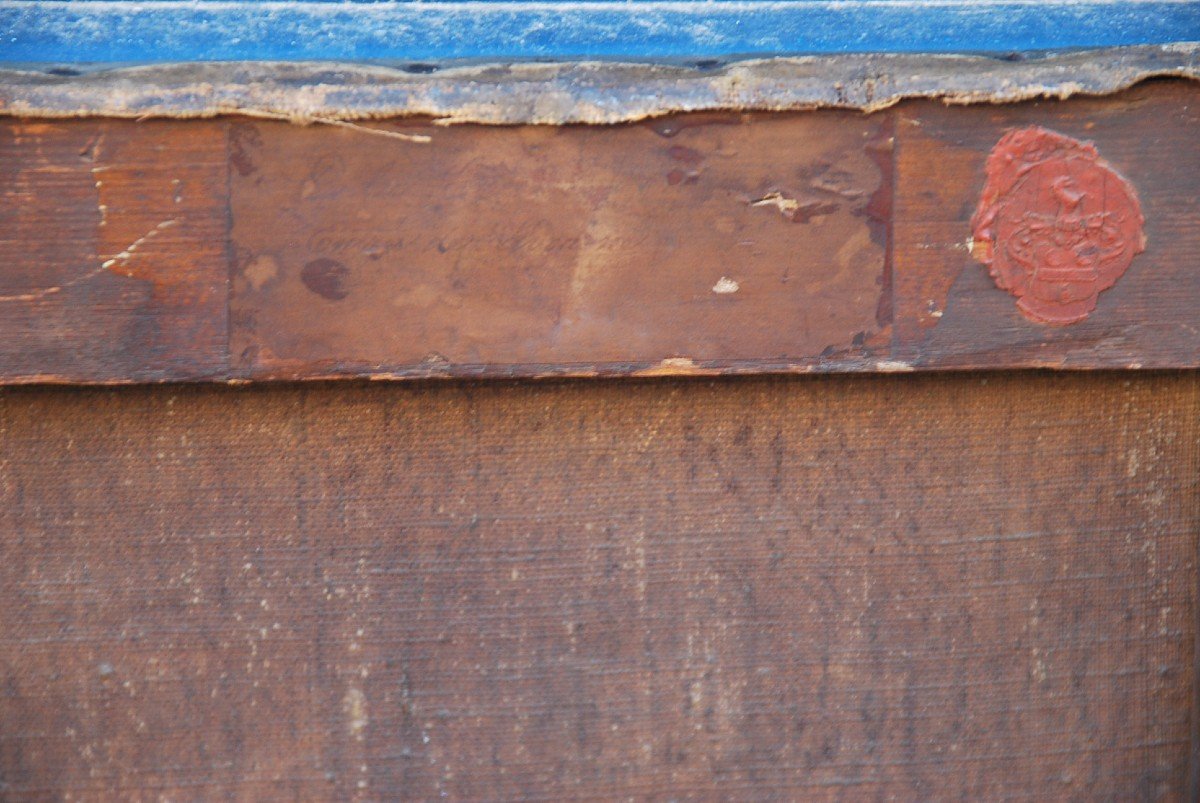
[711, 276, 739, 294]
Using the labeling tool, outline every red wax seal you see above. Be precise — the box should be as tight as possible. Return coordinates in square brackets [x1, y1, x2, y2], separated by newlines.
[970, 127, 1146, 325]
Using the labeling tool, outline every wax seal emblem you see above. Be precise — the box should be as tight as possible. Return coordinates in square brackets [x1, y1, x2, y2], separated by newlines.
[970, 127, 1145, 325]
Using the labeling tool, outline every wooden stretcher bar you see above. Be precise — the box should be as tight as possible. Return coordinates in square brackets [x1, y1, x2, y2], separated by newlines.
[2, 79, 1198, 383]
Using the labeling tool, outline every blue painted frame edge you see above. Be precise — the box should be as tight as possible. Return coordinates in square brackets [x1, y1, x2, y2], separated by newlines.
[2, 1, 1199, 63]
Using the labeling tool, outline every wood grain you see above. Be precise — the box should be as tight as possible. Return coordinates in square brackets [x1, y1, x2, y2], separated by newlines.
[0, 372, 1195, 798]
[0, 120, 228, 382]
[892, 81, 1200, 368]
[228, 113, 889, 377]
[0, 81, 1196, 382]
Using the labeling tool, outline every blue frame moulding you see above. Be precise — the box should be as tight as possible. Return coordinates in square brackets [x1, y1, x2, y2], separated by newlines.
[1, 0, 1199, 63]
